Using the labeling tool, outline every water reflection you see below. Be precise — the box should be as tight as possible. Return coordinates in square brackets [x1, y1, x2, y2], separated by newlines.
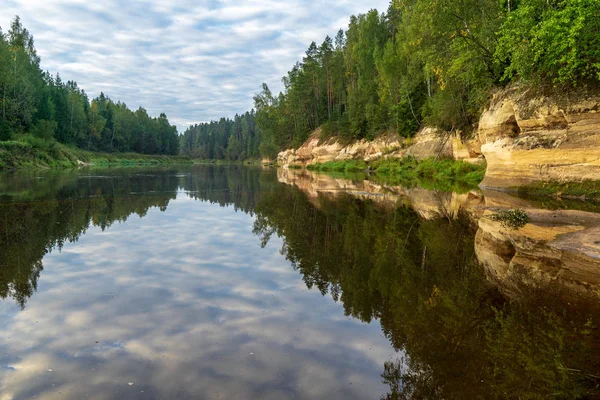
[0, 166, 599, 399]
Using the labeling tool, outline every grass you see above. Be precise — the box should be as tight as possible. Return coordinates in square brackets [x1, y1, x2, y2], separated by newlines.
[88, 153, 193, 167]
[373, 157, 485, 183]
[0, 138, 193, 171]
[307, 160, 368, 172]
[192, 159, 262, 166]
[515, 181, 600, 201]
[305, 157, 486, 192]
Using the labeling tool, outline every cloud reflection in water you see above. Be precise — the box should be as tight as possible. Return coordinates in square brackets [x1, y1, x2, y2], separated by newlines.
[0, 191, 393, 399]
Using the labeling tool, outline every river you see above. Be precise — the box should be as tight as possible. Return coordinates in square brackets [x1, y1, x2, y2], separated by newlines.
[0, 165, 599, 399]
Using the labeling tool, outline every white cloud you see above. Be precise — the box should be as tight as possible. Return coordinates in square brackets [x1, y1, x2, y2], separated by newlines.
[0, 0, 390, 132]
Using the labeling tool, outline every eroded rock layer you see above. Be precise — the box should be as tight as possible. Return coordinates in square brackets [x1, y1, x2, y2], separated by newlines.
[276, 84, 600, 190]
[276, 127, 480, 168]
[479, 86, 600, 188]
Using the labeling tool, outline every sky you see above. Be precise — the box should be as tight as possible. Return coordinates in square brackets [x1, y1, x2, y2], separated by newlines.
[1, 0, 390, 133]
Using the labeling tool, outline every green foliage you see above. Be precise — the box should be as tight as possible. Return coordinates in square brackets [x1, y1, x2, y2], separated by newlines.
[305, 157, 486, 192]
[307, 160, 367, 172]
[320, 121, 342, 140]
[180, 112, 261, 161]
[0, 16, 180, 163]
[374, 157, 485, 185]
[517, 180, 600, 201]
[5, 0, 600, 167]
[0, 119, 12, 141]
[252, 0, 599, 158]
[31, 119, 57, 139]
[0, 137, 191, 170]
[497, 0, 600, 84]
[490, 209, 530, 230]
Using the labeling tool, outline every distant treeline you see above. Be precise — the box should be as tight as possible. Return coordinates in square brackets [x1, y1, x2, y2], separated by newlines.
[253, 0, 600, 159]
[179, 111, 261, 160]
[0, 17, 179, 155]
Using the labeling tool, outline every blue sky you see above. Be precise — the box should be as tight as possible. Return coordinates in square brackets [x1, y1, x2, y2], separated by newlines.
[1, 0, 390, 132]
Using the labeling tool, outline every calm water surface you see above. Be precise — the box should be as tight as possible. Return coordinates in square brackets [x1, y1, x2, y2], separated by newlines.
[0, 166, 599, 399]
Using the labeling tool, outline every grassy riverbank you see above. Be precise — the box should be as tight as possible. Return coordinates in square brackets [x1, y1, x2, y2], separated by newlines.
[192, 159, 263, 166]
[515, 181, 600, 201]
[306, 157, 486, 189]
[0, 139, 192, 170]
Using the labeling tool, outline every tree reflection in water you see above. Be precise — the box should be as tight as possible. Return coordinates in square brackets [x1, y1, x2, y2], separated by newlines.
[253, 183, 600, 399]
[0, 166, 599, 399]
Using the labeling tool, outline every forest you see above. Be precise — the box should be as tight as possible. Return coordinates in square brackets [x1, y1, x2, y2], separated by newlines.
[2, 0, 599, 163]
[253, 0, 600, 159]
[0, 17, 179, 156]
[179, 112, 261, 161]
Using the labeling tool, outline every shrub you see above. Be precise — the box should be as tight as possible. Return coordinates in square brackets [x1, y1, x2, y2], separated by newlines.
[32, 120, 58, 140]
[490, 209, 530, 230]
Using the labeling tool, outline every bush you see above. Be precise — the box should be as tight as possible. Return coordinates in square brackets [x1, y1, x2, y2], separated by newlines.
[497, 0, 600, 84]
[490, 209, 530, 230]
[32, 120, 58, 140]
[22, 135, 57, 151]
[306, 156, 486, 192]
[0, 120, 11, 141]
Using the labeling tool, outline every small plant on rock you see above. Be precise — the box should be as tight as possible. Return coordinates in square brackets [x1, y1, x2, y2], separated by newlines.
[490, 209, 530, 230]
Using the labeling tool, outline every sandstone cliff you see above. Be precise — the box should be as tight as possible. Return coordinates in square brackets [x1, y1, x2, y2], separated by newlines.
[276, 84, 600, 191]
[479, 85, 600, 189]
[277, 127, 480, 168]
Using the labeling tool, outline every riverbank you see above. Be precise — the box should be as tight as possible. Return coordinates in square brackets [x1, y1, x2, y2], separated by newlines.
[0, 139, 192, 170]
[273, 83, 600, 200]
[192, 159, 263, 166]
[306, 157, 485, 189]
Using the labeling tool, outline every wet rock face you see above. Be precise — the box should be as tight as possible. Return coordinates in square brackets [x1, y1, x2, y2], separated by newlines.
[478, 86, 600, 189]
[475, 207, 600, 300]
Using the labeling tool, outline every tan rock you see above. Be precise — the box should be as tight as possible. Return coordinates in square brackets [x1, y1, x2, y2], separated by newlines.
[405, 127, 453, 159]
[478, 85, 600, 188]
[275, 127, 473, 168]
[475, 207, 600, 300]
